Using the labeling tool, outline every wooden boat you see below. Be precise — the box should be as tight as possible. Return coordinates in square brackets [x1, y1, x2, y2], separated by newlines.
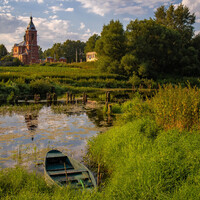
[44, 149, 96, 189]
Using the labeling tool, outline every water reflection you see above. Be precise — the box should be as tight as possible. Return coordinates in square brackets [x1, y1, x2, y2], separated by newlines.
[0, 104, 110, 172]
[25, 113, 38, 141]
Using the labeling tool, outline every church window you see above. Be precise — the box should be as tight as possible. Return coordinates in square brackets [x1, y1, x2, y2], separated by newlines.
[32, 34, 34, 41]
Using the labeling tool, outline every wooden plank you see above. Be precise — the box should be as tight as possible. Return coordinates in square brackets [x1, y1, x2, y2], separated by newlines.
[49, 169, 88, 176]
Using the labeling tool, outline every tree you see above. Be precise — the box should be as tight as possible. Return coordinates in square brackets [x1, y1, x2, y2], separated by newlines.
[192, 34, 200, 61]
[126, 19, 182, 77]
[38, 46, 44, 59]
[120, 54, 138, 76]
[95, 20, 126, 72]
[43, 40, 86, 63]
[62, 40, 86, 63]
[155, 4, 196, 43]
[0, 44, 8, 59]
[84, 34, 100, 54]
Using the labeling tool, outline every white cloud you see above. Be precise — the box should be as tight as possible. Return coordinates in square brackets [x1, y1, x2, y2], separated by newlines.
[80, 22, 85, 29]
[49, 15, 58, 19]
[86, 28, 91, 33]
[182, 0, 200, 18]
[0, 14, 89, 51]
[0, 5, 14, 13]
[182, 0, 200, 33]
[50, 5, 74, 13]
[13, 0, 44, 3]
[123, 17, 133, 22]
[76, 0, 173, 16]
[115, 6, 145, 15]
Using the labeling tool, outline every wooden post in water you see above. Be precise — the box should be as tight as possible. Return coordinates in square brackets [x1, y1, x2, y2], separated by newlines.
[25, 97, 28, 104]
[83, 92, 87, 104]
[69, 93, 72, 103]
[51, 93, 57, 104]
[108, 104, 112, 114]
[72, 94, 75, 103]
[66, 92, 69, 104]
[105, 91, 111, 111]
[15, 96, 18, 104]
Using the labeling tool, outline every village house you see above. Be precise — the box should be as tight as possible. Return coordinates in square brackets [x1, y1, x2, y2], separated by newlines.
[59, 57, 67, 62]
[86, 52, 97, 62]
[46, 57, 54, 63]
[13, 16, 39, 65]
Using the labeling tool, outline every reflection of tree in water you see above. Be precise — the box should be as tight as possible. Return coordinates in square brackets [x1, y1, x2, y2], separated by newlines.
[51, 104, 113, 127]
[86, 109, 113, 127]
[25, 113, 38, 141]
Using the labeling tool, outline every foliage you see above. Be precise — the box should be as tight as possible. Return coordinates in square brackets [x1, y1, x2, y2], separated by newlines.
[120, 54, 138, 76]
[30, 79, 53, 98]
[84, 34, 100, 54]
[1, 55, 22, 66]
[155, 4, 195, 43]
[0, 167, 99, 199]
[87, 118, 200, 199]
[128, 73, 141, 88]
[0, 62, 130, 101]
[126, 19, 182, 77]
[149, 84, 200, 131]
[0, 44, 8, 59]
[96, 20, 126, 72]
[44, 40, 86, 63]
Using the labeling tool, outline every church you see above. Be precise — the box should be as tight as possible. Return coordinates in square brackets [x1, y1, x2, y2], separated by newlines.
[13, 16, 39, 64]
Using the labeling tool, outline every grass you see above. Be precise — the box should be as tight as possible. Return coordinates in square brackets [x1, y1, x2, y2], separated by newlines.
[0, 167, 99, 200]
[0, 62, 131, 102]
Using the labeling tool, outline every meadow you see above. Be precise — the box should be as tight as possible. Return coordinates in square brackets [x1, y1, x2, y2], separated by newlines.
[0, 62, 130, 102]
[1, 84, 200, 199]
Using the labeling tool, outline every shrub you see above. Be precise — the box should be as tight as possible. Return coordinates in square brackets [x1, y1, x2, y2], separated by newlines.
[30, 79, 53, 98]
[149, 84, 200, 131]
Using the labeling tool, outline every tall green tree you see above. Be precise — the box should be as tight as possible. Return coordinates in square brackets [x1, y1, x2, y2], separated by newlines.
[95, 20, 126, 73]
[155, 4, 195, 43]
[0, 44, 8, 59]
[62, 40, 86, 63]
[84, 34, 100, 54]
[126, 19, 182, 77]
[43, 40, 86, 63]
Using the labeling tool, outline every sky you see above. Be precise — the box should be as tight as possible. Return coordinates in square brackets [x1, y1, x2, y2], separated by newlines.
[0, 0, 200, 52]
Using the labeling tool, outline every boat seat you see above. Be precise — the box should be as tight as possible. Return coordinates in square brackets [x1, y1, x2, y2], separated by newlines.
[48, 169, 88, 176]
[46, 164, 74, 171]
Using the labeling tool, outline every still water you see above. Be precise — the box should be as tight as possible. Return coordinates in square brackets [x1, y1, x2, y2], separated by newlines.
[0, 104, 110, 172]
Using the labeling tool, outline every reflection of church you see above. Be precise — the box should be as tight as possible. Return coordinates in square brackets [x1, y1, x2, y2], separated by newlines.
[13, 16, 39, 64]
[25, 113, 38, 141]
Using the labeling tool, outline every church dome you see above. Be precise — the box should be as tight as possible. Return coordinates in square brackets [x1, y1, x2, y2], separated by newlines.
[27, 16, 36, 30]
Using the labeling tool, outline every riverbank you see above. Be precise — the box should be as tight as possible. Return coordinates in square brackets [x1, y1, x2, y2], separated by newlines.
[1, 84, 200, 199]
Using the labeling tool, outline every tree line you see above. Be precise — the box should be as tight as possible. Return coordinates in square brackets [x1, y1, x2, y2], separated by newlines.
[86, 4, 200, 80]
[43, 40, 86, 63]
[1, 3, 199, 78]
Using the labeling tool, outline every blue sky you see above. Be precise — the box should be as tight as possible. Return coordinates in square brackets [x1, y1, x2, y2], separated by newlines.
[0, 0, 200, 52]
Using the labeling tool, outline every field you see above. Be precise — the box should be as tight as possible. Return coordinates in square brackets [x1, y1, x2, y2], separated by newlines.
[0, 62, 130, 102]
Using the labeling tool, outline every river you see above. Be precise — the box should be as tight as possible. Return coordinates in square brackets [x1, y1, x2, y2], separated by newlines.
[0, 103, 111, 172]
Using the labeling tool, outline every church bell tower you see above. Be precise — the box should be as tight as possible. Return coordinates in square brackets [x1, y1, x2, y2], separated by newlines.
[25, 16, 39, 64]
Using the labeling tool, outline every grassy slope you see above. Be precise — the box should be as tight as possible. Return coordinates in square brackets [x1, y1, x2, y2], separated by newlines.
[0, 62, 130, 101]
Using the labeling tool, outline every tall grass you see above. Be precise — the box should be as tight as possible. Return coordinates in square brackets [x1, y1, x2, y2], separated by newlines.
[149, 84, 200, 131]
[87, 119, 200, 199]
[0, 167, 100, 200]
